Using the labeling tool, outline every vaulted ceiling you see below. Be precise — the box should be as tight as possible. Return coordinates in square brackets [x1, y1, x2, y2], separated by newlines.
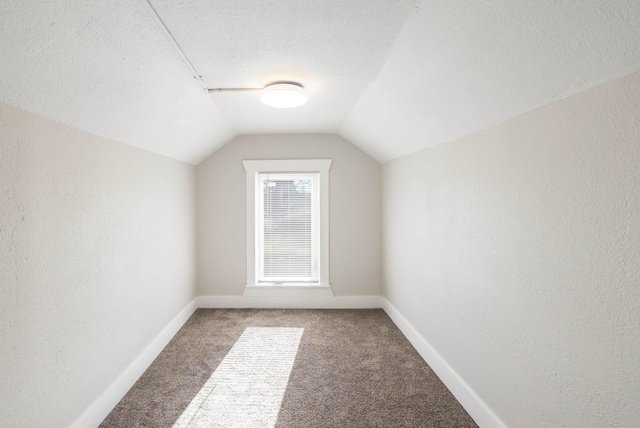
[2, 1, 639, 164]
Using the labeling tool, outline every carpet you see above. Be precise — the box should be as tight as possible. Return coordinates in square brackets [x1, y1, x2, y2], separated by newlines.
[100, 309, 478, 427]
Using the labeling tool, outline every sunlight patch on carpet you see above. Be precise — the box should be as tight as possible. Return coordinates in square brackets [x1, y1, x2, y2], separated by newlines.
[173, 327, 304, 428]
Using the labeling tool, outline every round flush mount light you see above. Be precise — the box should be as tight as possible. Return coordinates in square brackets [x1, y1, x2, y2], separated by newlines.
[260, 82, 307, 108]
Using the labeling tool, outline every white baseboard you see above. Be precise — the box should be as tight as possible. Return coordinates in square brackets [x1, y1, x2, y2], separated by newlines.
[70, 298, 198, 428]
[381, 298, 506, 428]
[196, 295, 384, 309]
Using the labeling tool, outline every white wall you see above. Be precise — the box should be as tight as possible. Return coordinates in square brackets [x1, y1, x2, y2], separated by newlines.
[197, 134, 381, 297]
[382, 71, 640, 427]
[0, 103, 197, 428]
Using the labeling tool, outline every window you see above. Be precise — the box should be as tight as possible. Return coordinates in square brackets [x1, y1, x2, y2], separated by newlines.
[243, 159, 332, 297]
[257, 172, 319, 283]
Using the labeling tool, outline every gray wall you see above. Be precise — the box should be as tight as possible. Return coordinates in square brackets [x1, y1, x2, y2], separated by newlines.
[381, 71, 640, 427]
[0, 103, 197, 428]
[197, 134, 382, 296]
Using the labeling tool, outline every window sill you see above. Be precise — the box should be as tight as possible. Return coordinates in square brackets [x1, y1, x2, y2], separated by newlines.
[243, 284, 334, 297]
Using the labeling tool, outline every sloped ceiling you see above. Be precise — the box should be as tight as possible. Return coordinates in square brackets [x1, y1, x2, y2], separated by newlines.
[1, 1, 639, 164]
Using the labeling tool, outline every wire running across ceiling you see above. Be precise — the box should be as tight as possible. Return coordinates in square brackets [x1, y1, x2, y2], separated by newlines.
[140, 0, 307, 108]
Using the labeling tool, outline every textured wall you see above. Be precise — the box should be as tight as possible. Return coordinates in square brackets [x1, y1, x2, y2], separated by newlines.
[0, 103, 197, 427]
[382, 71, 640, 427]
[197, 134, 382, 296]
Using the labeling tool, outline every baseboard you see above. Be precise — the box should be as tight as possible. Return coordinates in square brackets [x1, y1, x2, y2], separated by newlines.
[381, 298, 506, 428]
[70, 298, 199, 428]
[196, 294, 384, 309]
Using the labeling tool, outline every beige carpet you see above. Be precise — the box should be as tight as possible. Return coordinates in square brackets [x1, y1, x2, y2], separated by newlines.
[100, 309, 478, 427]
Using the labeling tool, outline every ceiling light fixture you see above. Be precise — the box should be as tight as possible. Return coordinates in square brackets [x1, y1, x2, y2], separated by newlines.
[260, 82, 308, 108]
[207, 82, 308, 108]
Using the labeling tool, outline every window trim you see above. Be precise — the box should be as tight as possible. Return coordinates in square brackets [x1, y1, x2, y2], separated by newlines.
[242, 159, 332, 297]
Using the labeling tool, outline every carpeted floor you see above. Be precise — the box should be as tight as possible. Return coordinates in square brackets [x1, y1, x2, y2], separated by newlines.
[100, 309, 478, 427]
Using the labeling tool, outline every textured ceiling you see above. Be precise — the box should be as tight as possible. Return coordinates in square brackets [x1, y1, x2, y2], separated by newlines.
[1, 1, 639, 164]
[341, 1, 640, 162]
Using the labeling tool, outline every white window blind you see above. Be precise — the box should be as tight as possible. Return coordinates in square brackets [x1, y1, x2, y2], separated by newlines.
[256, 172, 320, 283]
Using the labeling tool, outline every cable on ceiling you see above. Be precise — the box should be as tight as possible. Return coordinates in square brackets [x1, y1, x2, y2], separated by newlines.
[141, 0, 266, 94]
[140, 0, 209, 92]
[140, 0, 306, 107]
[206, 88, 262, 93]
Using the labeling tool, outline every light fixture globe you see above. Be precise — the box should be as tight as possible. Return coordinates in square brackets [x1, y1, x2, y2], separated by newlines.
[260, 82, 307, 108]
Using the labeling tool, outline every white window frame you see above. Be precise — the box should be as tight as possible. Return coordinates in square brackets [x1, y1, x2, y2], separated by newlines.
[243, 159, 333, 297]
